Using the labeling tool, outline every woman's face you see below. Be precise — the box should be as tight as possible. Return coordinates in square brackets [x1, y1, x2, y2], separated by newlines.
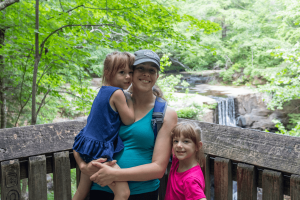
[132, 62, 159, 92]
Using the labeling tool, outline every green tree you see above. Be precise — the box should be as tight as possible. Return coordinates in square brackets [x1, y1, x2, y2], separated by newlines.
[0, 0, 220, 128]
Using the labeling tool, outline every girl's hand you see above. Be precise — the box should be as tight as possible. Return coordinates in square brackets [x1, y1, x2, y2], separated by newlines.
[90, 161, 118, 187]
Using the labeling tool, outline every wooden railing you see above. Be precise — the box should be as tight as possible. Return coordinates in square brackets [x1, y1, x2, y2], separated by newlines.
[0, 119, 300, 200]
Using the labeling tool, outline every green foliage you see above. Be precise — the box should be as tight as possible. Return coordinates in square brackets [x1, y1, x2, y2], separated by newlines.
[0, 0, 218, 128]
[273, 119, 300, 137]
[176, 102, 217, 119]
[219, 63, 243, 82]
[160, 53, 172, 73]
[258, 43, 300, 135]
[156, 74, 189, 101]
[176, 107, 199, 119]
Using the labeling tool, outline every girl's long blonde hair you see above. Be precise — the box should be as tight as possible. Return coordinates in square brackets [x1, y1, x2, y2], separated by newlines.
[170, 122, 205, 167]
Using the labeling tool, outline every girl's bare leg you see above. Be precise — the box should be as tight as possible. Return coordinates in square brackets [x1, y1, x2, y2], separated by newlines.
[72, 172, 92, 200]
[108, 163, 130, 200]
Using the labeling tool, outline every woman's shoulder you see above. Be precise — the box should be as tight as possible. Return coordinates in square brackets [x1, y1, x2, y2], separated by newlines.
[164, 107, 178, 123]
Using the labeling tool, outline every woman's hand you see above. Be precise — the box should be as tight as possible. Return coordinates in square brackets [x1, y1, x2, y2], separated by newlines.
[73, 151, 116, 177]
[90, 161, 118, 187]
[82, 158, 112, 177]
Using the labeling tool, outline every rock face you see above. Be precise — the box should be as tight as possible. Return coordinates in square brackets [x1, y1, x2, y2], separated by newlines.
[235, 93, 300, 131]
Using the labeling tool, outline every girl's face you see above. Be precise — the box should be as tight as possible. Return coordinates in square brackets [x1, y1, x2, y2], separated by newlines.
[108, 65, 133, 89]
[132, 62, 159, 92]
[172, 134, 199, 161]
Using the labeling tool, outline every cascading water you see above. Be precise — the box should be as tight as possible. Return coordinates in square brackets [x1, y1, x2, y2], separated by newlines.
[215, 97, 236, 127]
[215, 97, 238, 200]
[218, 97, 237, 126]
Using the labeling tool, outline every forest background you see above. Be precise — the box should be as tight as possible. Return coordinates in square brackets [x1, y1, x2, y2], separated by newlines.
[1, 0, 300, 136]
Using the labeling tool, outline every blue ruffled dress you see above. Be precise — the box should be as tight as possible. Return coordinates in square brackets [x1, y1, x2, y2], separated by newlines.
[72, 86, 124, 162]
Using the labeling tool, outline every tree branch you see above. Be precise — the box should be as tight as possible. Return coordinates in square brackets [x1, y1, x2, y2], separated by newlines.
[59, 0, 64, 12]
[169, 57, 191, 70]
[39, 24, 119, 57]
[36, 89, 50, 117]
[36, 59, 62, 87]
[0, 0, 19, 11]
[47, 4, 133, 20]
[231, 0, 246, 10]
[84, 6, 134, 10]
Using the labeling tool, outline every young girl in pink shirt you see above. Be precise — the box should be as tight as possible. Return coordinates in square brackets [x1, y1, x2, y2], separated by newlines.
[165, 122, 206, 200]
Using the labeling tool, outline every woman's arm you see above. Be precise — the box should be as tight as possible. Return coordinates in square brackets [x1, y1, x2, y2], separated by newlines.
[73, 150, 116, 177]
[90, 107, 178, 186]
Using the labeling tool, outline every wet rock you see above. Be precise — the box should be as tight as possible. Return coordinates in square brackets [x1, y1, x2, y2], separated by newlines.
[235, 93, 300, 130]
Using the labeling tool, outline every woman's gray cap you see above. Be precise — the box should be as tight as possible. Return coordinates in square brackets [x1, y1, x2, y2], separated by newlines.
[133, 50, 160, 70]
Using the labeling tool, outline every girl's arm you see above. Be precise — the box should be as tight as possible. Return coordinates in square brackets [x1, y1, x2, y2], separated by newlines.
[110, 90, 134, 125]
[90, 107, 178, 186]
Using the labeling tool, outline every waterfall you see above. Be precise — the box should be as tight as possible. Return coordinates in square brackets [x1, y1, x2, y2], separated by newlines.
[217, 97, 236, 127]
[215, 97, 238, 200]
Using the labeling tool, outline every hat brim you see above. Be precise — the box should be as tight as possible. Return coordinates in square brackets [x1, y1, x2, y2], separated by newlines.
[133, 58, 160, 70]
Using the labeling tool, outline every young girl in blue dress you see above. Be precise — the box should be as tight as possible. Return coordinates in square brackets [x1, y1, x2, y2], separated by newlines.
[72, 51, 135, 200]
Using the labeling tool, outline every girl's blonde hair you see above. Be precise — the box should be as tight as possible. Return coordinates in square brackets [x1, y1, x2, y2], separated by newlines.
[170, 122, 205, 167]
[102, 51, 135, 84]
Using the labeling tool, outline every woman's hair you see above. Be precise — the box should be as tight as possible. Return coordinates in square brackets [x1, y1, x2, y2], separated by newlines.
[152, 85, 164, 99]
[102, 51, 135, 84]
[170, 122, 205, 167]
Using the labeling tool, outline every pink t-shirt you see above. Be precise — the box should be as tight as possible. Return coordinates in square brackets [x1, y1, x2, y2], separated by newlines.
[165, 155, 206, 200]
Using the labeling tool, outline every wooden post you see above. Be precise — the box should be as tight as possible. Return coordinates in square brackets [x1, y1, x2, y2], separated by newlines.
[262, 169, 283, 200]
[214, 157, 232, 200]
[1, 159, 21, 200]
[237, 163, 257, 200]
[290, 174, 300, 200]
[53, 151, 72, 200]
[28, 155, 47, 200]
[202, 154, 211, 200]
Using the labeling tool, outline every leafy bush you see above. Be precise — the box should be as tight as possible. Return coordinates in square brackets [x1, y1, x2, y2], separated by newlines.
[219, 63, 243, 82]
[157, 74, 189, 101]
[177, 107, 199, 119]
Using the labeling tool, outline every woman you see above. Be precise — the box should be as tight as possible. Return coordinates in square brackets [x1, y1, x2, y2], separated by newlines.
[74, 50, 178, 199]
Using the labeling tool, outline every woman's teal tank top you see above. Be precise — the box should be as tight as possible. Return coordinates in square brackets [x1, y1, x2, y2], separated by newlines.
[91, 108, 160, 194]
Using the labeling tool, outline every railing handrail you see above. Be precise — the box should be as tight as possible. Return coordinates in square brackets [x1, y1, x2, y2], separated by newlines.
[1, 119, 300, 199]
[1, 119, 300, 175]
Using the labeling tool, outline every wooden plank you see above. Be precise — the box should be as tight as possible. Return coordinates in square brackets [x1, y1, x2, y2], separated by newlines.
[202, 154, 211, 200]
[1, 119, 299, 175]
[214, 157, 232, 200]
[28, 155, 47, 200]
[237, 163, 257, 200]
[0, 120, 86, 161]
[290, 174, 300, 200]
[53, 151, 72, 200]
[1, 159, 21, 200]
[178, 119, 300, 175]
[262, 169, 283, 200]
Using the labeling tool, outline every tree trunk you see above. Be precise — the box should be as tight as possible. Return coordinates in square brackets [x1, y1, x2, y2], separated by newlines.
[0, 28, 6, 129]
[221, 16, 226, 39]
[31, 0, 39, 125]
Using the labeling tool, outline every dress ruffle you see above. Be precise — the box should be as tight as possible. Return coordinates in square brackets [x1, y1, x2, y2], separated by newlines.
[73, 132, 123, 161]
